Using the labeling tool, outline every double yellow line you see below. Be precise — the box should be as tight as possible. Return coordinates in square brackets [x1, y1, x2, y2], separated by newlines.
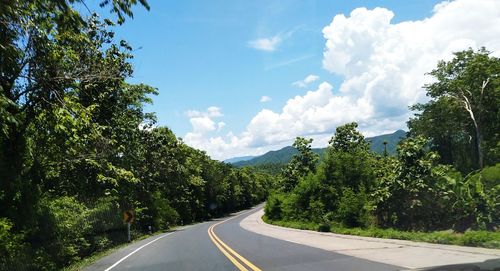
[207, 212, 263, 271]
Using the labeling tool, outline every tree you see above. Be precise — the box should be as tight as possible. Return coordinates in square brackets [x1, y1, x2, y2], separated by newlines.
[422, 48, 500, 168]
[280, 137, 319, 192]
[373, 136, 457, 230]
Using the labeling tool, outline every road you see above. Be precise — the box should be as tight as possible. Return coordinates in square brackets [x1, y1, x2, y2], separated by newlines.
[85, 206, 400, 271]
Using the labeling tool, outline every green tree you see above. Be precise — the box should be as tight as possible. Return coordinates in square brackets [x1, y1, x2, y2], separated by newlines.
[281, 137, 319, 192]
[373, 136, 456, 230]
[413, 48, 500, 169]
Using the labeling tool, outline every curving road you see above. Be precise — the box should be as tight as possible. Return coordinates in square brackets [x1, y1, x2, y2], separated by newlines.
[85, 206, 401, 271]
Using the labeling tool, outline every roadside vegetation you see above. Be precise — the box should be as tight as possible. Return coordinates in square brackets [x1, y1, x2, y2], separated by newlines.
[1, 0, 499, 270]
[264, 48, 500, 249]
[0, 1, 275, 270]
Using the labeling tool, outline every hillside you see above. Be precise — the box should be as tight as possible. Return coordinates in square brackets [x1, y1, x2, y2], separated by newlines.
[232, 130, 406, 167]
[223, 155, 256, 164]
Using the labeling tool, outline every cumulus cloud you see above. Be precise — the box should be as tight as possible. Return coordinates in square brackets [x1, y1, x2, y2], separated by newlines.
[190, 117, 216, 134]
[292, 74, 320, 88]
[185, 0, 500, 160]
[322, 0, 500, 123]
[185, 82, 373, 159]
[260, 96, 272, 102]
[184, 106, 224, 135]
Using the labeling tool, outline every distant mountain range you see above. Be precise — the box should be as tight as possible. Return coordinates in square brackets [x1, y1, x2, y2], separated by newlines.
[223, 155, 257, 164]
[230, 130, 406, 167]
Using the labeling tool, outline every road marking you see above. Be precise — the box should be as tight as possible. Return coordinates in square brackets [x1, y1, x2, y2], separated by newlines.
[104, 232, 173, 271]
[208, 224, 250, 271]
[208, 208, 264, 271]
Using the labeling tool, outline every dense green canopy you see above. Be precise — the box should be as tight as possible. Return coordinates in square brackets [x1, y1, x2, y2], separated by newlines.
[0, 1, 274, 269]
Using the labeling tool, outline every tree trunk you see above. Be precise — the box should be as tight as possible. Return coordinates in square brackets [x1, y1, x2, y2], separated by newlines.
[460, 93, 484, 169]
[473, 121, 484, 168]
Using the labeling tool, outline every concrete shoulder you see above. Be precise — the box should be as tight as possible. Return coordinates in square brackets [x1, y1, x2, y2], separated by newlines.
[240, 209, 500, 270]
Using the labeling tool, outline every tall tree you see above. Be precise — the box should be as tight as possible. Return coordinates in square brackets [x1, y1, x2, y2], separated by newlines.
[419, 48, 500, 169]
[280, 137, 319, 192]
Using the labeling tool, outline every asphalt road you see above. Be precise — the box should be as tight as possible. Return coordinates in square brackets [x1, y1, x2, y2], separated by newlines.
[85, 206, 401, 271]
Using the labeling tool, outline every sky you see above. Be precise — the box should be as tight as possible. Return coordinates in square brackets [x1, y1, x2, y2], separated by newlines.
[92, 0, 500, 160]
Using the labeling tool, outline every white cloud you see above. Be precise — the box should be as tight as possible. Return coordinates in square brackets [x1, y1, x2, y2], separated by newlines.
[190, 117, 216, 134]
[184, 106, 224, 135]
[248, 30, 295, 52]
[186, 106, 223, 118]
[185, 0, 500, 160]
[322, 0, 500, 122]
[292, 74, 320, 88]
[248, 35, 282, 52]
[217, 122, 226, 130]
[260, 96, 272, 102]
[185, 82, 374, 159]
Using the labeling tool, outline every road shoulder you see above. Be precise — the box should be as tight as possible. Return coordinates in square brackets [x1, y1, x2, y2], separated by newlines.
[240, 209, 500, 269]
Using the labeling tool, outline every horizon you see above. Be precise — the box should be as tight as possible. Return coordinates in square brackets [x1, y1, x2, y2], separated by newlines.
[224, 129, 406, 161]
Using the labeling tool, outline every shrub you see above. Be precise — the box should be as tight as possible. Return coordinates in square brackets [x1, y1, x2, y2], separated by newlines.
[152, 192, 179, 230]
[336, 187, 369, 227]
[317, 223, 330, 232]
[0, 218, 28, 271]
[35, 196, 91, 267]
[264, 193, 285, 220]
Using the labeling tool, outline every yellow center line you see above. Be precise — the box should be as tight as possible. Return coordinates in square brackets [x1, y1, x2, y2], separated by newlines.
[208, 224, 249, 271]
[207, 209, 264, 271]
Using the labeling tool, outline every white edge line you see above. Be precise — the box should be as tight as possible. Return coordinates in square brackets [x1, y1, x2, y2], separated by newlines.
[104, 232, 174, 271]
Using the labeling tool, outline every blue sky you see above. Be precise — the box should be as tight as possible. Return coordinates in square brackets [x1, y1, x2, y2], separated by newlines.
[91, 0, 500, 159]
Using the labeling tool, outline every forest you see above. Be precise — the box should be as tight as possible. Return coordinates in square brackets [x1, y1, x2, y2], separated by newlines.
[0, 1, 275, 270]
[264, 48, 500, 248]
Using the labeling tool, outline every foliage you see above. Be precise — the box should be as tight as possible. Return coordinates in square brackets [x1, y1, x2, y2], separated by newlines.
[0, 1, 276, 269]
[266, 119, 499, 243]
[409, 48, 500, 169]
[452, 163, 500, 232]
[372, 136, 457, 231]
[0, 218, 27, 270]
[280, 137, 319, 192]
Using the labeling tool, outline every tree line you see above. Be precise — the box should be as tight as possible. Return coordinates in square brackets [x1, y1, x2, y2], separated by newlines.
[0, 1, 274, 270]
[265, 48, 499, 240]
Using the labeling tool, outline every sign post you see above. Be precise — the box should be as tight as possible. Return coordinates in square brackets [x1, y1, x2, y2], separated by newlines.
[127, 222, 131, 242]
[123, 210, 135, 242]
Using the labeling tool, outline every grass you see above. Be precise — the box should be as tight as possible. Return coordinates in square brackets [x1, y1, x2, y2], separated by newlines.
[262, 216, 500, 249]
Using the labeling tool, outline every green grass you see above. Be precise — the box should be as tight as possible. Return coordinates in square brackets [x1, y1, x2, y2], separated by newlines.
[262, 216, 500, 249]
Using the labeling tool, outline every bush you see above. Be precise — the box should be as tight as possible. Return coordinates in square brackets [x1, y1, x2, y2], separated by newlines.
[86, 197, 125, 252]
[0, 217, 28, 271]
[152, 192, 179, 230]
[317, 223, 330, 232]
[336, 187, 369, 227]
[35, 196, 91, 268]
[453, 163, 500, 231]
[264, 193, 285, 220]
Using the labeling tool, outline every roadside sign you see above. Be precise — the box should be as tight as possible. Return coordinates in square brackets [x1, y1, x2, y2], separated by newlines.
[123, 210, 135, 223]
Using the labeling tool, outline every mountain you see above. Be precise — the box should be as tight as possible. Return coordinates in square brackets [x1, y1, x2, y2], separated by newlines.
[368, 129, 406, 155]
[231, 130, 406, 168]
[232, 146, 325, 167]
[223, 156, 256, 164]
